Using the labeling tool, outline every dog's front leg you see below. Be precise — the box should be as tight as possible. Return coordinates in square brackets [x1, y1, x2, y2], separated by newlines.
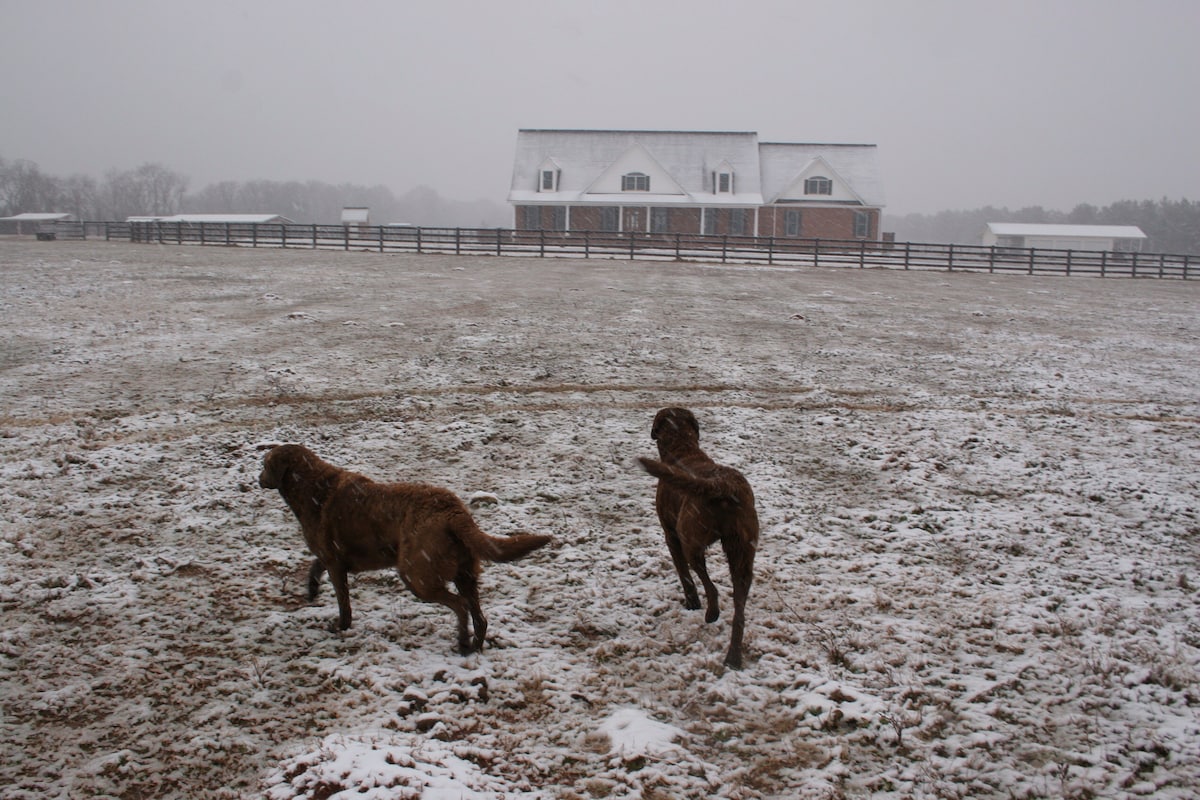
[326, 564, 353, 631]
[307, 559, 326, 601]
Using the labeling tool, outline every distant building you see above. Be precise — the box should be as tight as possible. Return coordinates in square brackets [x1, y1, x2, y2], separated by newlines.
[126, 214, 295, 225]
[0, 212, 75, 235]
[341, 207, 370, 228]
[982, 223, 1146, 253]
[508, 129, 885, 240]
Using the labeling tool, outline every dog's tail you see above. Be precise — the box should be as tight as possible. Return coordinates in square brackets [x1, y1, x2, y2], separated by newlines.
[455, 517, 552, 563]
[638, 456, 743, 506]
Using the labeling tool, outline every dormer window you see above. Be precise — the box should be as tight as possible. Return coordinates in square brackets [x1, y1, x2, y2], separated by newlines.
[715, 171, 733, 193]
[621, 172, 650, 192]
[804, 176, 832, 195]
[539, 169, 560, 192]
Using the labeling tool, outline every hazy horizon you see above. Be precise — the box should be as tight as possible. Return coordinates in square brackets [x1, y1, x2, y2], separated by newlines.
[3, 0, 1197, 216]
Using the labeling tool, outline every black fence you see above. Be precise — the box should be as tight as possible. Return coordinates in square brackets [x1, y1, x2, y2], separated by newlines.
[37, 220, 1199, 279]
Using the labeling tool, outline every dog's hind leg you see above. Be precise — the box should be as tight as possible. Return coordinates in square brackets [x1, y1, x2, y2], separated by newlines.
[409, 579, 475, 654]
[307, 559, 326, 601]
[664, 530, 702, 610]
[689, 548, 722, 624]
[722, 539, 755, 669]
[454, 569, 488, 653]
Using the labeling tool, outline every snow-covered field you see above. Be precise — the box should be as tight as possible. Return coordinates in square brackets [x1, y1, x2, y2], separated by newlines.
[1, 239, 1198, 799]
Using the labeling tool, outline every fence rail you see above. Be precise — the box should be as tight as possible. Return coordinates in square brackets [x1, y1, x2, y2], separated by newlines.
[40, 221, 1199, 279]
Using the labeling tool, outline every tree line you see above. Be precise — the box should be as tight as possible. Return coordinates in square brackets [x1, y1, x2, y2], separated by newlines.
[885, 199, 1200, 255]
[0, 156, 510, 228]
[4, 154, 1197, 253]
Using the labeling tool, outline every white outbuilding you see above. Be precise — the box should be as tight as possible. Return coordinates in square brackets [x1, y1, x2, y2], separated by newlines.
[982, 223, 1146, 253]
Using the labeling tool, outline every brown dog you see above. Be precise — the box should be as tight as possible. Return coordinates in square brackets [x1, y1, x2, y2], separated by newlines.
[259, 443, 551, 654]
[638, 408, 758, 669]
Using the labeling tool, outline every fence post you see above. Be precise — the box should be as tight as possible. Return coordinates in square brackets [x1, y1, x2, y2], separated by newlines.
[343, 225, 350, 251]
[416, 227, 423, 254]
[676, 232, 682, 262]
[721, 235, 728, 264]
[813, 238, 820, 267]
[455, 227, 461, 256]
[767, 236, 774, 266]
[496, 228, 502, 256]
[905, 241, 912, 270]
[947, 244, 954, 272]
[1066, 249, 1072, 276]
[859, 239, 866, 268]
[379, 225, 385, 253]
[1185, 254, 1191, 280]
[1101, 250, 1107, 277]
[1131, 251, 1139, 278]
[1028, 247, 1035, 275]
[280, 223, 287, 249]
[584, 230, 590, 259]
[540, 228, 546, 258]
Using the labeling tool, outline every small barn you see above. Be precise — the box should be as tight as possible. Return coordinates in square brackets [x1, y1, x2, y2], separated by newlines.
[0, 212, 75, 236]
[983, 223, 1146, 253]
[148, 214, 295, 225]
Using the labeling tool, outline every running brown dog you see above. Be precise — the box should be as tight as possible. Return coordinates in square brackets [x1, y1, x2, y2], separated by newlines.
[638, 407, 759, 669]
[259, 443, 551, 654]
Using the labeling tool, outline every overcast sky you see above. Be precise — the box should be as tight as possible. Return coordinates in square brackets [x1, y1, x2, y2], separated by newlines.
[2, 0, 1197, 215]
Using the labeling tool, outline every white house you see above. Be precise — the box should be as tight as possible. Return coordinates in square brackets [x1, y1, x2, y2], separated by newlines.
[982, 223, 1147, 253]
[509, 129, 885, 240]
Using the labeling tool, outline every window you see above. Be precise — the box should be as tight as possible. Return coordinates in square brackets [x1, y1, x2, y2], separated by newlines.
[549, 206, 566, 231]
[524, 206, 542, 230]
[703, 209, 719, 235]
[650, 208, 669, 233]
[622, 172, 650, 192]
[785, 209, 801, 237]
[729, 209, 746, 235]
[854, 211, 871, 238]
[600, 207, 619, 232]
[540, 170, 557, 191]
[715, 171, 732, 193]
[804, 176, 832, 195]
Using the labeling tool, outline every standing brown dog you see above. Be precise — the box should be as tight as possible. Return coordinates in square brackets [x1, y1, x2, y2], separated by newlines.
[638, 407, 759, 669]
[259, 443, 551, 654]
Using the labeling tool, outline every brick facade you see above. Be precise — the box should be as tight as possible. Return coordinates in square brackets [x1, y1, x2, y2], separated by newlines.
[517, 204, 878, 240]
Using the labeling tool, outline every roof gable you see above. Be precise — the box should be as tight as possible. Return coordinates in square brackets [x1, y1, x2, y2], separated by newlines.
[759, 143, 884, 207]
[584, 143, 687, 196]
[772, 155, 866, 204]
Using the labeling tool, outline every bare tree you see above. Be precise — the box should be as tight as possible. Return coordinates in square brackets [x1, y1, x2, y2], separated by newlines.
[0, 157, 62, 216]
[100, 163, 188, 219]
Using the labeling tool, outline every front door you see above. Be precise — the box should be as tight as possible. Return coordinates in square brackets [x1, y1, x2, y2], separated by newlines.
[622, 207, 644, 233]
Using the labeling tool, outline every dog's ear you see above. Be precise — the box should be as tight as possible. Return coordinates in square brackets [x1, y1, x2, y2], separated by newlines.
[681, 409, 699, 437]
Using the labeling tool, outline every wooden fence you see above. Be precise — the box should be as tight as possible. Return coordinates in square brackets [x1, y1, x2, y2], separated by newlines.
[48, 220, 1200, 279]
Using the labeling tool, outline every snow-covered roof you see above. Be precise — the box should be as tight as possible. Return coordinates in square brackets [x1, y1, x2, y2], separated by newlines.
[759, 143, 885, 207]
[137, 214, 295, 224]
[511, 129, 764, 205]
[509, 130, 884, 209]
[985, 223, 1146, 239]
[0, 212, 74, 222]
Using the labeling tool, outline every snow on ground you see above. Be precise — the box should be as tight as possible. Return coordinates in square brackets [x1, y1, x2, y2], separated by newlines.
[1, 239, 1198, 799]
